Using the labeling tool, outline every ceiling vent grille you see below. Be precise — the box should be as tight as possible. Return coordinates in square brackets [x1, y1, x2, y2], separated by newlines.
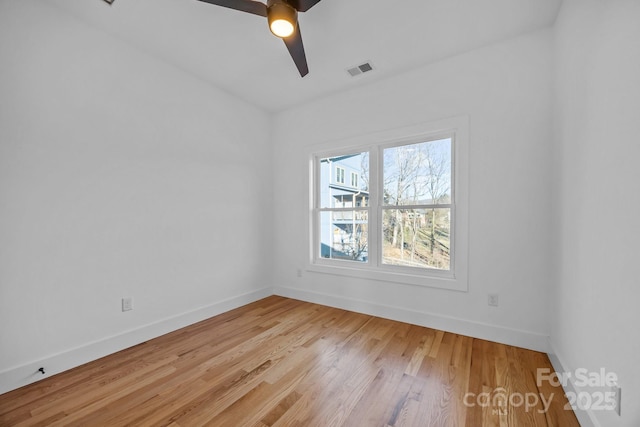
[347, 61, 374, 77]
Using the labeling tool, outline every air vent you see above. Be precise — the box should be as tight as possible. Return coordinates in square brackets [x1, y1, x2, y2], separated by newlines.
[347, 61, 374, 77]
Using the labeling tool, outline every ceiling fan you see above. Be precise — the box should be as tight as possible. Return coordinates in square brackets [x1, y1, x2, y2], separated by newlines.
[102, 0, 320, 76]
[196, 0, 322, 77]
[104, 0, 320, 77]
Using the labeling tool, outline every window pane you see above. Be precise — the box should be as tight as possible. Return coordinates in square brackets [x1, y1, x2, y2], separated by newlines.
[382, 208, 450, 270]
[383, 139, 451, 206]
[319, 152, 369, 208]
[320, 211, 368, 262]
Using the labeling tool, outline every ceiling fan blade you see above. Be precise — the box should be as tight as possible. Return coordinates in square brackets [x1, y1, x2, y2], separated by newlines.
[283, 24, 309, 77]
[196, 0, 267, 17]
[288, 0, 321, 13]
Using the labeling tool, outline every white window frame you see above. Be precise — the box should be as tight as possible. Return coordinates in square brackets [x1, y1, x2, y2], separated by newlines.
[350, 171, 358, 188]
[307, 116, 469, 292]
[335, 166, 345, 184]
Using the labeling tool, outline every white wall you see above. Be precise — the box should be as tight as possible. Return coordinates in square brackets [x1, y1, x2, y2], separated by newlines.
[272, 29, 555, 351]
[552, 0, 640, 425]
[0, 0, 272, 393]
[4, 3, 637, 422]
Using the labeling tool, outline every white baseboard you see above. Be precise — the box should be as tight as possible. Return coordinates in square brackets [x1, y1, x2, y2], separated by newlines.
[0, 286, 557, 398]
[547, 340, 600, 427]
[0, 287, 272, 396]
[273, 286, 549, 353]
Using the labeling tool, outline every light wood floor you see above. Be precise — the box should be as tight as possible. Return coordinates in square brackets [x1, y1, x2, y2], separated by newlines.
[0, 296, 579, 426]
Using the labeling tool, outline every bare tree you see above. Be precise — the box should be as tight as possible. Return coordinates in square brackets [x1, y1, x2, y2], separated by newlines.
[359, 152, 369, 192]
[383, 141, 451, 267]
[422, 143, 450, 257]
[384, 146, 421, 254]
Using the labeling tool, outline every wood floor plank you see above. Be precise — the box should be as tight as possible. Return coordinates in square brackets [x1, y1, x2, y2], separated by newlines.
[0, 296, 580, 427]
[342, 323, 414, 426]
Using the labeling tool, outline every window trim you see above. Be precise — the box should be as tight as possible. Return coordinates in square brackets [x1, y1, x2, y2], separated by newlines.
[307, 116, 469, 292]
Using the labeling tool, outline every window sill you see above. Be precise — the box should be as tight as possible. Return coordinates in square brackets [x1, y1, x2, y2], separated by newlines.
[306, 262, 468, 292]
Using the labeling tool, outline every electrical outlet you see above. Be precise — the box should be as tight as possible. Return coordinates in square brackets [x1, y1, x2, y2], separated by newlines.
[488, 294, 499, 307]
[122, 297, 133, 312]
[611, 384, 621, 415]
[296, 268, 303, 278]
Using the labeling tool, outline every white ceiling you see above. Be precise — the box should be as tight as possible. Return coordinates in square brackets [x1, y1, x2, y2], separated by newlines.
[47, 0, 562, 112]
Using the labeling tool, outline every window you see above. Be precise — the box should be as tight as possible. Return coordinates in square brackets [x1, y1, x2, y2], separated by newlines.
[381, 139, 452, 271]
[310, 117, 469, 290]
[319, 153, 369, 262]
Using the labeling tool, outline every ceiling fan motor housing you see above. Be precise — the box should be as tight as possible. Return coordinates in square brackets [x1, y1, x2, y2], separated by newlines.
[267, 0, 298, 37]
[267, 0, 296, 10]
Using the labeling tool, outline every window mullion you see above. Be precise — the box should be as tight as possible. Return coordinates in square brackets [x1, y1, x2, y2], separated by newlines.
[368, 147, 380, 267]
